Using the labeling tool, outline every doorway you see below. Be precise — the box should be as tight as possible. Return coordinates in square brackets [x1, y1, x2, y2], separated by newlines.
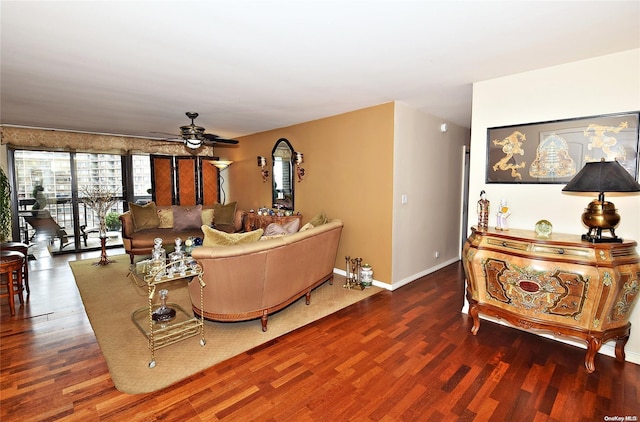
[459, 145, 471, 256]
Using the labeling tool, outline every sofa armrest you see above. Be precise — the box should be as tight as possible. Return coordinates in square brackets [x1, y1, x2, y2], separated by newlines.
[119, 211, 135, 239]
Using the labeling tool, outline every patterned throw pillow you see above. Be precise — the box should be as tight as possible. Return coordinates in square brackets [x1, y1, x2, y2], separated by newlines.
[157, 208, 174, 229]
[201, 208, 215, 226]
[202, 226, 264, 246]
[308, 212, 329, 227]
[172, 205, 203, 231]
[263, 219, 300, 236]
[260, 234, 286, 241]
[129, 202, 160, 232]
[299, 222, 315, 232]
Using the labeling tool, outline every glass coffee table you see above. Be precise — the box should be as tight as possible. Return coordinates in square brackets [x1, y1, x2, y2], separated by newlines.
[130, 259, 206, 368]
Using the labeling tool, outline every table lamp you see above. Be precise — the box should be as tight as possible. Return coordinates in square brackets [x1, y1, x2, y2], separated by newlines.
[562, 158, 640, 243]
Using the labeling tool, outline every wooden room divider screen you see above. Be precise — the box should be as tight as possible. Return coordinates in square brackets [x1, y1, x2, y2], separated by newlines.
[150, 155, 219, 206]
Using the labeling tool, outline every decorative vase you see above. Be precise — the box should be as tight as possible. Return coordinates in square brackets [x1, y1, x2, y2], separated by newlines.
[151, 238, 166, 280]
[152, 289, 176, 322]
[169, 238, 186, 276]
[360, 265, 373, 288]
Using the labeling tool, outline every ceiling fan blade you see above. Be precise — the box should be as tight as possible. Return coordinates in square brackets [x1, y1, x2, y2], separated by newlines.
[150, 131, 181, 137]
[202, 133, 239, 144]
[213, 138, 240, 145]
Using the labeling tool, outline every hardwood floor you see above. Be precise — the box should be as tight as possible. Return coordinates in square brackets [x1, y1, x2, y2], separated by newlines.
[1, 246, 639, 421]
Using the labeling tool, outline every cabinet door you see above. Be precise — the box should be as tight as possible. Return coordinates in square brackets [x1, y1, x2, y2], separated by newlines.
[476, 250, 598, 327]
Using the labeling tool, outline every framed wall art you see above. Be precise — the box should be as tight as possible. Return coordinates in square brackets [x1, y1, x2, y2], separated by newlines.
[486, 112, 639, 184]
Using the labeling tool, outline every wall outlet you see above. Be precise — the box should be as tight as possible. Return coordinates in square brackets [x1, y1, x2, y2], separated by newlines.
[401, 194, 408, 204]
[435, 251, 440, 258]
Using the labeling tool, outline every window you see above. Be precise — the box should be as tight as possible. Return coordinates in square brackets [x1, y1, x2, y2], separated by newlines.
[11, 149, 152, 253]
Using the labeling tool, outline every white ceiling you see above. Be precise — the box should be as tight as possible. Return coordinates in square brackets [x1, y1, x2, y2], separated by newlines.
[1, 1, 639, 141]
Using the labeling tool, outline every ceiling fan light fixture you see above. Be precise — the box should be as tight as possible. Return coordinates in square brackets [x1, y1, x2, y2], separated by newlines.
[172, 111, 239, 149]
[184, 136, 202, 149]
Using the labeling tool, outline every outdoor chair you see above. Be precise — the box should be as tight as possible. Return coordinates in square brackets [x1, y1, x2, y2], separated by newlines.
[23, 212, 71, 251]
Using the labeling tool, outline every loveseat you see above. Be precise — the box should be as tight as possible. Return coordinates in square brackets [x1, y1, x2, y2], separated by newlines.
[119, 201, 245, 264]
[188, 219, 343, 331]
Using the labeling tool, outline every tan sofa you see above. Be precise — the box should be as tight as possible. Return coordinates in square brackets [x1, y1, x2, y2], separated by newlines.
[188, 219, 343, 331]
[120, 204, 246, 264]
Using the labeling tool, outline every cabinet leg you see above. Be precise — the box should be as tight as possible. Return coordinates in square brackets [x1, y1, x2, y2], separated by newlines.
[469, 304, 480, 335]
[261, 311, 268, 332]
[614, 335, 628, 363]
[585, 336, 601, 373]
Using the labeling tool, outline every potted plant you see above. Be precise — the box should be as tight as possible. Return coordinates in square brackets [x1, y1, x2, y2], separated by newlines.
[0, 167, 12, 242]
[105, 211, 121, 231]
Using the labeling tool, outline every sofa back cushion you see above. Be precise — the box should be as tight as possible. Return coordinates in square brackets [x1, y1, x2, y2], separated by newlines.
[263, 220, 342, 307]
[190, 220, 343, 315]
[172, 205, 203, 230]
[129, 202, 160, 232]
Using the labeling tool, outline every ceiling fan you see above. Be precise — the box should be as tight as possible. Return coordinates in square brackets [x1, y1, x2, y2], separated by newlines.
[159, 112, 239, 150]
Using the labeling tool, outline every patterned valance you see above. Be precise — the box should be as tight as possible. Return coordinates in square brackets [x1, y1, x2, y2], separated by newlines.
[0, 126, 215, 156]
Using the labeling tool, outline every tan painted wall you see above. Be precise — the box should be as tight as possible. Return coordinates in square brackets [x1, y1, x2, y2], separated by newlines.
[224, 103, 395, 283]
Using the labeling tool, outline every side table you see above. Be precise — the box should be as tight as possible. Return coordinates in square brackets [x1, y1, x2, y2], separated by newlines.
[130, 259, 206, 368]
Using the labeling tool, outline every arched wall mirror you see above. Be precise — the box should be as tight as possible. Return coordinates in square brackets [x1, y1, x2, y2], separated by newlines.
[272, 138, 294, 210]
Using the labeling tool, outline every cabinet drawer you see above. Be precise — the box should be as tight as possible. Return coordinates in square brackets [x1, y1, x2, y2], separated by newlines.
[484, 237, 530, 252]
[532, 244, 593, 260]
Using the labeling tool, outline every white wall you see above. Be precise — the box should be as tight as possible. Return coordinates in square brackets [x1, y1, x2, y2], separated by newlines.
[392, 102, 470, 289]
[468, 49, 640, 364]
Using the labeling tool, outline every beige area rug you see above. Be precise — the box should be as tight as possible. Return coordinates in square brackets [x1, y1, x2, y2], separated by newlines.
[70, 255, 382, 394]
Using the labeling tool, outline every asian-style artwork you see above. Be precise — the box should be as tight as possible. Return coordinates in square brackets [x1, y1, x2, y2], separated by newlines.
[486, 112, 639, 183]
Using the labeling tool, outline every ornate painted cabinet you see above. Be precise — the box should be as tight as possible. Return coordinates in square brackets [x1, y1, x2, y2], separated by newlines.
[462, 226, 640, 373]
[243, 212, 303, 232]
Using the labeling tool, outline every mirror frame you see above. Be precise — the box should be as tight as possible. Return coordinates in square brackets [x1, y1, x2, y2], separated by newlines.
[271, 138, 295, 210]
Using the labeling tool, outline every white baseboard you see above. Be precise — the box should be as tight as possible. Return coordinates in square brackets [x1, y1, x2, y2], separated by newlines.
[335, 258, 458, 292]
[333, 268, 392, 291]
[389, 258, 459, 291]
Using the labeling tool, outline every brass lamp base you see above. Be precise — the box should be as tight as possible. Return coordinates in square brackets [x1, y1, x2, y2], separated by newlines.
[581, 200, 622, 243]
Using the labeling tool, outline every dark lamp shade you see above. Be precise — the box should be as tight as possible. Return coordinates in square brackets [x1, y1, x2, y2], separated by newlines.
[562, 160, 640, 193]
